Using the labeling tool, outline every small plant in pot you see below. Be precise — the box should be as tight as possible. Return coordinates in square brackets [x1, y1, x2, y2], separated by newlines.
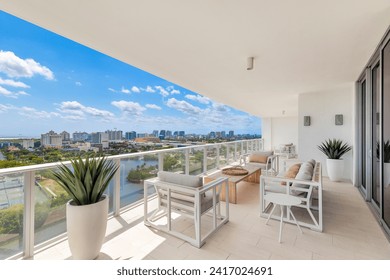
[52, 156, 118, 260]
[318, 139, 352, 182]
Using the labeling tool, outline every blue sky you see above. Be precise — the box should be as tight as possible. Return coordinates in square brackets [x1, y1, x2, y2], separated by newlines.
[0, 11, 261, 138]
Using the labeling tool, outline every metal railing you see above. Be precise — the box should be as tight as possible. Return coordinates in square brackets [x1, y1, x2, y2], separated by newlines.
[0, 138, 263, 259]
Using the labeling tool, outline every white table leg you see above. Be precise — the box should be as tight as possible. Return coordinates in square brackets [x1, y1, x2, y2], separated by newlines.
[279, 205, 284, 243]
[288, 206, 302, 233]
[266, 203, 277, 225]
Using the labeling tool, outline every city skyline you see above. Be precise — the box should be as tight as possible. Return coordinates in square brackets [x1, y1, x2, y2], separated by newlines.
[0, 11, 261, 138]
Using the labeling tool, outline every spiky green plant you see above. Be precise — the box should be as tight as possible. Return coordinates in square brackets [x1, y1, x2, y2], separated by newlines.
[317, 139, 352, 159]
[384, 140, 390, 163]
[375, 140, 390, 163]
[51, 156, 118, 205]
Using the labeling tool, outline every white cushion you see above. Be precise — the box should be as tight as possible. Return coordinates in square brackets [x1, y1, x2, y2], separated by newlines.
[158, 171, 202, 188]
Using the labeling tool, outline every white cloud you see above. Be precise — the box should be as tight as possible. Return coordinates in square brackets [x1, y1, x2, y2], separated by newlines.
[144, 86, 155, 93]
[0, 86, 12, 96]
[75, 81, 82, 86]
[146, 104, 162, 110]
[166, 98, 203, 115]
[166, 86, 180, 94]
[0, 104, 11, 112]
[131, 86, 141, 93]
[108, 88, 116, 92]
[170, 89, 180, 94]
[185, 94, 210, 104]
[155, 86, 170, 97]
[121, 86, 130, 94]
[0, 50, 54, 80]
[212, 102, 230, 112]
[19, 106, 60, 119]
[111, 100, 146, 116]
[58, 101, 115, 120]
[0, 77, 29, 88]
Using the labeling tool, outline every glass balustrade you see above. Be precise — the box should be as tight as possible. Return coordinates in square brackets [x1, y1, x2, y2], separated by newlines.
[0, 139, 262, 259]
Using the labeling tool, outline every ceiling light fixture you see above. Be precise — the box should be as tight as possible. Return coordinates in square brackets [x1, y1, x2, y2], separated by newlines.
[247, 57, 254, 70]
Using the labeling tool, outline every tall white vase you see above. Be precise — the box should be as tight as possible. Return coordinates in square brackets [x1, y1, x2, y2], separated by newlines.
[66, 194, 108, 260]
[326, 159, 344, 182]
[384, 162, 390, 188]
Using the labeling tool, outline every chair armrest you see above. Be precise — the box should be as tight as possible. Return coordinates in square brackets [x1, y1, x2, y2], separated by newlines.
[260, 174, 321, 188]
[201, 177, 229, 194]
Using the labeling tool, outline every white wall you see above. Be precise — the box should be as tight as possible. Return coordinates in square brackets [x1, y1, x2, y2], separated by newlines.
[261, 118, 272, 151]
[298, 83, 354, 181]
[262, 117, 298, 152]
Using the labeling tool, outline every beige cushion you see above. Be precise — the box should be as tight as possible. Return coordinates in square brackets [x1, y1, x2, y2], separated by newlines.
[281, 163, 301, 185]
[307, 159, 316, 168]
[248, 151, 272, 163]
[158, 171, 202, 188]
[292, 162, 314, 190]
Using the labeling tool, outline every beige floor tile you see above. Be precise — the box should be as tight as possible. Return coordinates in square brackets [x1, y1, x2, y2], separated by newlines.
[31, 178, 390, 260]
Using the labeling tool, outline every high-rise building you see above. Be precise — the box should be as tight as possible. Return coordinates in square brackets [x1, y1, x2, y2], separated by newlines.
[166, 130, 172, 138]
[60, 131, 70, 141]
[73, 131, 89, 141]
[22, 139, 35, 149]
[209, 131, 216, 139]
[221, 131, 226, 138]
[228, 130, 234, 138]
[179, 131, 185, 137]
[41, 130, 63, 148]
[105, 130, 123, 141]
[159, 130, 166, 140]
[91, 132, 109, 148]
[125, 131, 137, 140]
[152, 130, 159, 137]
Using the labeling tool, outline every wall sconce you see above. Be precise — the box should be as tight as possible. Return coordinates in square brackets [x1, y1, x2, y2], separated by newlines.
[247, 57, 254, 70]
[304, 116, 311, 126]
[335, 114, 343, 125]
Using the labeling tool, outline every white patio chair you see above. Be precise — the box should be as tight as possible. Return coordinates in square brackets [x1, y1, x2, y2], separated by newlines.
[144, 171, 229, 248]
[241, 151, 279, 175]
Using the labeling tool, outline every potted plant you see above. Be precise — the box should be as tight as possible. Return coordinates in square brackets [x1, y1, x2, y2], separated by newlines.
[318, 139, 352, 181]
[52, 156, 118, 259]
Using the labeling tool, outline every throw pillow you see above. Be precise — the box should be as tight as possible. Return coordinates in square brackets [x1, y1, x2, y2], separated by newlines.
[281, 163, 301, 185]
[249, 154, 268, 163]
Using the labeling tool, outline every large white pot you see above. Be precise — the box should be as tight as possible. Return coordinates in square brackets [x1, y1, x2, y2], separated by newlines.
[326, 159, 344, 182]
[66, 194, 108, 260]
[384, 162, 390, 188]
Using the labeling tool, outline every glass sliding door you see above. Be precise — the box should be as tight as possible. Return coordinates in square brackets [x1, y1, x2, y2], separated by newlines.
[372, 62, 381, 209]
[382, 40, 390, 227]
[360, 79, 367, 193]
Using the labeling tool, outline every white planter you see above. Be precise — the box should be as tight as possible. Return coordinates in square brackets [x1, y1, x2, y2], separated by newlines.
[66, 194, 108, 260]
[384, 162, 390, 188]
[326, 159, 344, 182]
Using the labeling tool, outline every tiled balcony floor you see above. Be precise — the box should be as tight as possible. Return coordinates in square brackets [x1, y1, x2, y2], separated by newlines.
[32, 178, 390, 260]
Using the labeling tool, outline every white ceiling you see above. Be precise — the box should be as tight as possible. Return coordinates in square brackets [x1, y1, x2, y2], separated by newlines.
[1, 0, 389, 117]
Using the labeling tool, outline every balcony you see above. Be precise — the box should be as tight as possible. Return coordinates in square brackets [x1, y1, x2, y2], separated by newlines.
[1, 139, 389, 260]
[0, 139, 262, 259]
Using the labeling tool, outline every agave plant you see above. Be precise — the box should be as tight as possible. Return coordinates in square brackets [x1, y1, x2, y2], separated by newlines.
[384, 140, 390, 163]
[51, 156, 118, 205]
[375, 140, 390, 163]
[317, 139, 352, 159]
